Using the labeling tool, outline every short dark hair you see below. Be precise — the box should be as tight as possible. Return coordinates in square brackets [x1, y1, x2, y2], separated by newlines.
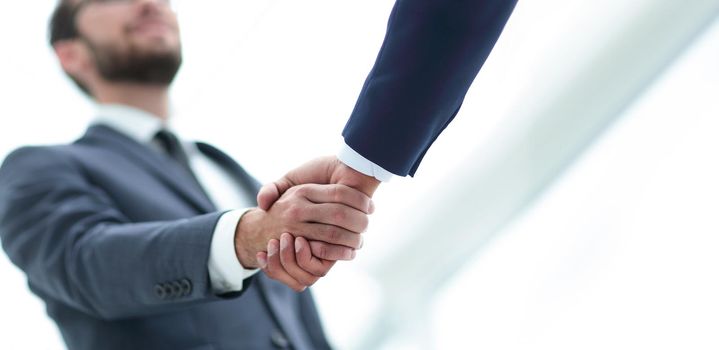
[49, 0, 92, 96]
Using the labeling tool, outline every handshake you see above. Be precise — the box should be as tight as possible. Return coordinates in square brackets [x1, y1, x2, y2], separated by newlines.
[234, 156, 381, 292]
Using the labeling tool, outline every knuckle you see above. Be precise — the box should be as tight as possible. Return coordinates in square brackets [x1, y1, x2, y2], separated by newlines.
[308, 265, 325, 277]
[351, 238, 362, 250]
[299, 276, 315, 286]
[300, 260, 324, 277]
[319, 226, 332, 241]
[318, 245, 330, 259]
[297, 256, 310, 270]
[304, 265, 325, 281]
[294, 184, 309, 197]
[333, 209, 346, 224]
[314, 266, 328, 277]
[331, 186, 342, 203]
[327, 228, 342, 244]
[285, 185, 298, 195]
[359, 215, 369, 232]
[285, 204, 303, 221]
[361, 197, 371, 211]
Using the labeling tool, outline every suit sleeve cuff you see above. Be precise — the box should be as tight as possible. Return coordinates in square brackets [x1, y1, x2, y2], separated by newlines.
[338, 142, 395, 182]
[208, 209, 260, 294]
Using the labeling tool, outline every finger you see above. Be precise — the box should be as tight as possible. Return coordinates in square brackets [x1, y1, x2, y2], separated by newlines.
[296, 236, 336, 276]
[258, 177, 296, 211]
[257, 156, 338, 210]
[309, 240, 357, 261]
[300, 184, 373, 214]
[257, 183, 281, 211]
[303, 202, 369, 234]
[296, 223, 363, 249]
[278, 233, 320, 286]
[257, 251, 268, 269]
[262, 239, 306, 292]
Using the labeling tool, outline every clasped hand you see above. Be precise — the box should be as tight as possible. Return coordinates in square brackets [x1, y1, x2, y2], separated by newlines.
[235, 177, 374, 292]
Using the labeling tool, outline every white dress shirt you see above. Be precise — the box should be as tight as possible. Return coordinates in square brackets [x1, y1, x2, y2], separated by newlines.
[92, 104, 257, 294]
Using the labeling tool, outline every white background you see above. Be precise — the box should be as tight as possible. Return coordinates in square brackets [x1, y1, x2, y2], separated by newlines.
[1, 1, 718, 349]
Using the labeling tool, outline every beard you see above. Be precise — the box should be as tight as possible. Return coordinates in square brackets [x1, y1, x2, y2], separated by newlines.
[81, 36, 182, 86]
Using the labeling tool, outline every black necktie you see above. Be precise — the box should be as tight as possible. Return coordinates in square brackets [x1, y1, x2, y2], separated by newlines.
[153, 129, 207, 190]
[154, 129, 192, 170]
[154, 130, 216, 211]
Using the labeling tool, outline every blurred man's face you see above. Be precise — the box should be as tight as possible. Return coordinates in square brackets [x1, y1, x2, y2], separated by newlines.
[74, 0, 182, 85]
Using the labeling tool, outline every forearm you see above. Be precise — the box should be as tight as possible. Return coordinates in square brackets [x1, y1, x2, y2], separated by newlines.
[342, 0, 518, 176]
[3, 209, 225, 320]
[0, 147, 236, 319]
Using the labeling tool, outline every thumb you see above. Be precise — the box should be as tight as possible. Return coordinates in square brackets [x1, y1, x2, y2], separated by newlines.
[256, 177, 294, 210]
[256, 183, 279, 211]
[257, 156, 338, 210]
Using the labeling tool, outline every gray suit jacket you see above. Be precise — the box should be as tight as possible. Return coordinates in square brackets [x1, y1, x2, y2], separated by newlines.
[0, 125, 332, 350]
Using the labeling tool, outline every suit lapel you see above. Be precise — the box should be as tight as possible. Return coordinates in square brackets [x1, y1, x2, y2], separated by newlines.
[195, 142, 262, 196]
[81, 125, 215, 214]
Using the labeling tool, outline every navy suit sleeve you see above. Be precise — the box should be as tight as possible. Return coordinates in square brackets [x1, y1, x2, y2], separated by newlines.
[0, 147, 230, 320]
[342, 0, 518, 176]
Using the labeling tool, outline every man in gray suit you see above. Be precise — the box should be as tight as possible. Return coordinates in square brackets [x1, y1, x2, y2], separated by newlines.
[0, 0, 371, 348]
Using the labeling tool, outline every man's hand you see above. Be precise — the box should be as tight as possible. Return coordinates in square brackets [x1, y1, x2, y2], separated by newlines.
[257, 156, 381, 211]
[252, 156, 380, 291]
[256, 233, 339, 292]
[234, 183, 370, 269]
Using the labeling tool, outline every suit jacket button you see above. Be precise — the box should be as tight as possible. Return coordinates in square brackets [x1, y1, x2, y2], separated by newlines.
[154, 284, 167, 300]
[271, 329, 290, 348]
[171, 281, 183, 297]
[180, 278, 192, 296]
[163, 284, 174, 299]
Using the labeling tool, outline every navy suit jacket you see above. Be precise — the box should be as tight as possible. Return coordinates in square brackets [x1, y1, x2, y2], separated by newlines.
[343, 0, 517, 176]
[0, 125, 331, 350]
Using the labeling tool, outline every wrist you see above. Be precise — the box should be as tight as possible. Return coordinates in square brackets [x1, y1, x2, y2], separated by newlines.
[234, 208, 264, 268]
[332, 159, 381, 197]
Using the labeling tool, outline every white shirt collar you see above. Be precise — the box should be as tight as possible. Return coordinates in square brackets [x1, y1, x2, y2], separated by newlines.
[92, 104, 168, 144]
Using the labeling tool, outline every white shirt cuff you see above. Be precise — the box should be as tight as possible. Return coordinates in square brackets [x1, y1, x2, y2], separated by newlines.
[337, 142, 395, 182]
[208, 209, 260, 294]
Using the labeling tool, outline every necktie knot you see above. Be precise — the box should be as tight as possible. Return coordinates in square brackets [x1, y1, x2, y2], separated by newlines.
[154, 129, 190, 166]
